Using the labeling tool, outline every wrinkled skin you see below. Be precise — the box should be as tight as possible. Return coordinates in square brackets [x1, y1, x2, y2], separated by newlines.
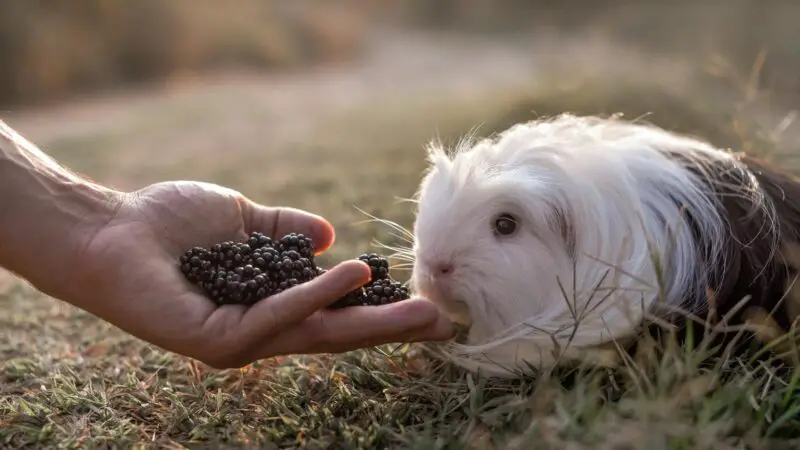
[72, 181, 454, 369]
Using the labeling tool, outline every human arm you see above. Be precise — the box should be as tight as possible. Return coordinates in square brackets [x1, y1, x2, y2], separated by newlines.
[0, 120, 122, 304]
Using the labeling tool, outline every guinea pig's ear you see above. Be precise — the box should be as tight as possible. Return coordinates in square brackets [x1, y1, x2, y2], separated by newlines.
[415, 141, 453, 202]
[424, 140, 452, 171]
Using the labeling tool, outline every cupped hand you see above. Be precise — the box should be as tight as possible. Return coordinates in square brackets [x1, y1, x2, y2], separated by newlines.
[73, 181, 454, 368]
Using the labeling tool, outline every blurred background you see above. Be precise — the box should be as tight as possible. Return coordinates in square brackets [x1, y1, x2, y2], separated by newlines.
[1, 0, 799, 265]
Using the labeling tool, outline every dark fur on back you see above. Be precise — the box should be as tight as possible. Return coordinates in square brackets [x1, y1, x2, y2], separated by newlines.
[735, 156, 800, 327]
[641, 149, 800, 358]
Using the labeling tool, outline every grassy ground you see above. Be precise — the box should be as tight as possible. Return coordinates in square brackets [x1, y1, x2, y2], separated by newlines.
[3, 35, 800, 449]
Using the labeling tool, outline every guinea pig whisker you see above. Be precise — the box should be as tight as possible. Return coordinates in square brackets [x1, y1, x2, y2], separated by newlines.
[368, 236, 414, 251]
[371, 230, 415, 248]
[352, 205, 416, 243]
[369, 241, 415, 261]
[391, 195, 419, 205]
[390, 261, 414, 268]
[390, 230, 416, 245]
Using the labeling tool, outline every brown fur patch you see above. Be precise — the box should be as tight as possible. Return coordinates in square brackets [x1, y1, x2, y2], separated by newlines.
[646, 151, 800, 344]
[738, 155, 800, 330]
[618, 149, 800, 364]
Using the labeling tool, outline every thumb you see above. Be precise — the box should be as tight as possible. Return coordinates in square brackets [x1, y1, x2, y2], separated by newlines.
[235, 259, 372, 346]
[241, 199, 336, 255]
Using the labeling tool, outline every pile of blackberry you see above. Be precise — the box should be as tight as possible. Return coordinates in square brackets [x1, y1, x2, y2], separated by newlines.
[178, 231, 409, 308]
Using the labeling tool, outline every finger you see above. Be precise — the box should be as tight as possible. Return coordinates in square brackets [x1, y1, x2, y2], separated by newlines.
[247, 297, 456, 358]
[312, 305, 457, 354]
[233, 259, 371, 344]
[242, 200, 336, 255]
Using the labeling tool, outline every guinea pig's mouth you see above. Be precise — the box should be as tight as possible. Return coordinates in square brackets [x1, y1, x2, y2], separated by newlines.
[410, 274, 473, 334]
[424, 296, 472, 344]
[423, 295, 471, 344]
[432, 296, 473, 328]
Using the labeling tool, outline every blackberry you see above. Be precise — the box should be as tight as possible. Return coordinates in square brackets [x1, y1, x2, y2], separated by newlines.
[178, 231, 408, 309]
[247, 232, 274, 250]
[358, 253, 390, 281]
[179, 246, 215, 283]
[328, 288, 367, 309]
[278, 232, 316, 259]
[253, 247, 280, 271]
[362, 279, 410, 306]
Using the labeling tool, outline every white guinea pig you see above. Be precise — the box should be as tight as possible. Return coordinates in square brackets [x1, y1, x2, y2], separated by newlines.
[409, 113, 793, 378]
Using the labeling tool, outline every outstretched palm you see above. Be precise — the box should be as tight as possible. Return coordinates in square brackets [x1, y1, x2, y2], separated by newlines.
[76, 181, 453, 368]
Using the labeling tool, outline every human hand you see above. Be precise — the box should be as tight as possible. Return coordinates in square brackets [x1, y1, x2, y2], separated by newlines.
[70, 181, 455, 368]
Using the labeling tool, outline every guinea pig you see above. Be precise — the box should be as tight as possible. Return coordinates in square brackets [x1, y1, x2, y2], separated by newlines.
[409, 113, 800, 378]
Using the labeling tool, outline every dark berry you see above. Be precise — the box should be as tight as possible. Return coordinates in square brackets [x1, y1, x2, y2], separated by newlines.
[358, 253, 391, 281]
[179, 232, 407, 309]
[361, 279, 409, 306]
[328, 288, 366, 309]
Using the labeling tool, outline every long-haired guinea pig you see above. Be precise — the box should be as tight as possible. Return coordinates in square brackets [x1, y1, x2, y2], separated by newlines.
[409, 113, 800, 378]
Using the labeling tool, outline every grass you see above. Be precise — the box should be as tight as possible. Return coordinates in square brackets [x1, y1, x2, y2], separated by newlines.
[4, 53, 800, 448]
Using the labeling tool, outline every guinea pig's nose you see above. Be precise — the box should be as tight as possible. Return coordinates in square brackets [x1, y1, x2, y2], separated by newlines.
[433, 262, 454, 277]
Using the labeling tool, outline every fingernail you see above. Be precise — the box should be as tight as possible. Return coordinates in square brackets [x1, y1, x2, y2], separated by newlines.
[311, 218, 336, 254]
[325, 259, 371, 285]
[345, 260, 372, 284]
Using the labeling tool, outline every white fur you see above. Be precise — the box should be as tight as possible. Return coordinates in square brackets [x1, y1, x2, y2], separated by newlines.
[409, 114, 768, 378]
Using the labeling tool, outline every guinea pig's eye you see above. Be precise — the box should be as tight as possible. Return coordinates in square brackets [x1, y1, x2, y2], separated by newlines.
[492, 213, 518, 236]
